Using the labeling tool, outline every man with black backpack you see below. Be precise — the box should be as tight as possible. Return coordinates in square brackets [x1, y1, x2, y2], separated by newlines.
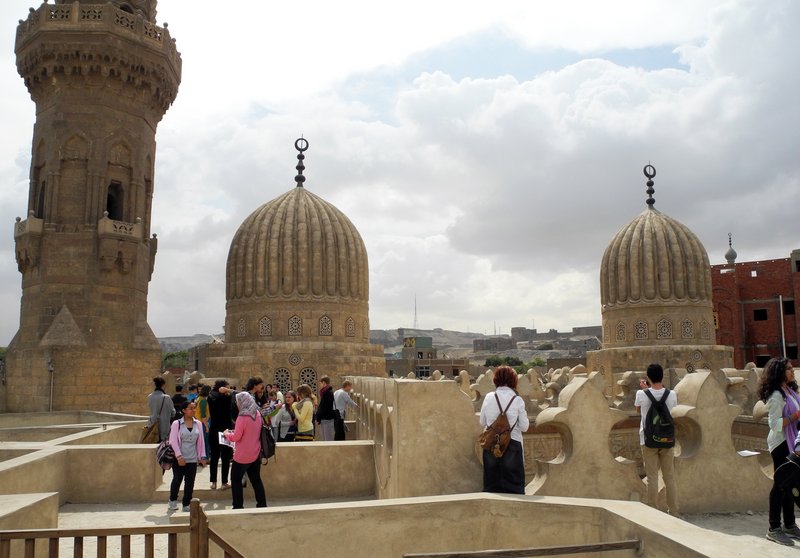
[635, 363, 679, 515]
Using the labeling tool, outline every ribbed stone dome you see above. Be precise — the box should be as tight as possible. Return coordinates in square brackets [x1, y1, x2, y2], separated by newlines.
[226, 186, 369, 303]
[600, 207, 712, 308]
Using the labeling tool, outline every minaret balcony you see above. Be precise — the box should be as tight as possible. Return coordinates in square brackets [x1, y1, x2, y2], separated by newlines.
[14, 212, 43, 239]
[98, 213, 144, 241]
[15, 2, 181, 80]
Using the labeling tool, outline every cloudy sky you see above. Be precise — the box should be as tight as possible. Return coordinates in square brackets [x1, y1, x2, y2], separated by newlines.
[0, 0, 798, 344]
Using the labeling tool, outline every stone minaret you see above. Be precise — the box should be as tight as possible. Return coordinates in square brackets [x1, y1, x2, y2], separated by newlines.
[4, 0, 180, 413]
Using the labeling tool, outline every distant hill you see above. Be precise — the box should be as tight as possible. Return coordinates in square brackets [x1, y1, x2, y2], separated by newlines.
[158, 334, 219, 353]
[158, 329, 489, 353]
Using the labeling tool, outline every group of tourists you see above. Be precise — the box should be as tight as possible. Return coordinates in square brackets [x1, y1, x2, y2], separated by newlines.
[146, 375, 358, 512]
[480, 358, 800, 548]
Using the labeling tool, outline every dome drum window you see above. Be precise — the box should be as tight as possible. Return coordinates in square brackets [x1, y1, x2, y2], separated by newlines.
[634, 321, 648, 341]
[616, 322, 626, 342]
[289, 315, 302, 336]
[237, 318, 246, 338]
[656, 319, 673, 339]
[274, 368, 291, 394]
[300, 367, 317, 393]
[345, 317, 355, 337]
[319, 316, 332, 336]
[259, 316, 272, 336]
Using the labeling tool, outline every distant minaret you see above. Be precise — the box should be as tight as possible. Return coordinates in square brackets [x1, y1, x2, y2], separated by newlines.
[4, 0, 181, 413]
[725, 233, 738, 265]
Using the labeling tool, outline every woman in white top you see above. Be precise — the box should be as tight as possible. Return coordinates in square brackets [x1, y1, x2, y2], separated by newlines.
[479, 365, 530, 494]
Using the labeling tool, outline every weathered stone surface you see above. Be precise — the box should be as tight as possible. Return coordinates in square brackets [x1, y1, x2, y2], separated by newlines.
[526, 373, 645, 501]
[672, 371, 771, 513]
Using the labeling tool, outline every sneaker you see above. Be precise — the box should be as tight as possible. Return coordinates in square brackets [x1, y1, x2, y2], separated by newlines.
[181, 505, 190, 512]
[221, 483, 231, 490]
[167, 500, 179, 512]
[210, 483, 217, 490]
[784, 525, 800, 540]
[767, 527, 795, 546]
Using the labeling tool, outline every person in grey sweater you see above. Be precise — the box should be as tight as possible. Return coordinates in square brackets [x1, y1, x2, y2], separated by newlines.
[147, 376, 175, 441]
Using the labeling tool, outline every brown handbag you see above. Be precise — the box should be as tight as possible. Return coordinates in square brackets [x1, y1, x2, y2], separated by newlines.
[141, 397, 165, 443]
[478, 394, 518, 458]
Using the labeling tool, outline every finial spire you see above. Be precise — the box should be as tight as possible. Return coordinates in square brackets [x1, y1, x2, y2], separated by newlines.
[643, 163, 656, 208]
[725, 232, 737, 265]
[294, 137, 309, 188]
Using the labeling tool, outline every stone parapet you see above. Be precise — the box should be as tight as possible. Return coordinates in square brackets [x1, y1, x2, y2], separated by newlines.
[15, 2, 180, 115]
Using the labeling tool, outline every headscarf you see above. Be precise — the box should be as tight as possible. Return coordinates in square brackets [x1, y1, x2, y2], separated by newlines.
[236, 391, 259, 420]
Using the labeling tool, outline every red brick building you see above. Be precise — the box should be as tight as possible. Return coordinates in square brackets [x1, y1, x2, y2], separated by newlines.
[711, 249, 800, 368]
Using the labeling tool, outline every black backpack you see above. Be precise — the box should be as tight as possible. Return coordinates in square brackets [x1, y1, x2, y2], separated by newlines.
[260, 418, 277, 463]
[643, 389, 675, 448]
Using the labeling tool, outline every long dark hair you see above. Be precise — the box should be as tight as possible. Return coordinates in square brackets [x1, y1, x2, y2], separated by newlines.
[758, 357, 796, 401]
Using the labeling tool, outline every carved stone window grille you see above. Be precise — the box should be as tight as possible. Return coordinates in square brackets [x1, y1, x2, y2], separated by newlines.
[49, 6, 71, 20]
[362, 320, 369, 339]
[319, 316, 333, 336]
[237, 318, 246, 338]
[345, 317, 356, 337]
[634, 321, 648, 340]
[289, 315, 302, 336]
[616, 322, 626, 342]
[288, 354, 301, 366]
[114, 9, 135, 30]
[700, 320, 710, 339]
[274, 368, 291, 394]
[143, 21, 163, 42]
[80, 8, 103, 20]
[259, 316, 272, 336]
[300, 368, 317, 393]
[681, 319, 694, 339]
[656, 319, 673, 339]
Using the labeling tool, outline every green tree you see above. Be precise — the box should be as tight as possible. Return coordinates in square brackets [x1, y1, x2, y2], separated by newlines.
[162, 350, 188, 369]
[483, 356, 503, 367]
[0, 347, 6, 360]
[502, 356, 523, 367]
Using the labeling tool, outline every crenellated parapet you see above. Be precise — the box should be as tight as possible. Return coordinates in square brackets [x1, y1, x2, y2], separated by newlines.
[15, 2, 180, 117]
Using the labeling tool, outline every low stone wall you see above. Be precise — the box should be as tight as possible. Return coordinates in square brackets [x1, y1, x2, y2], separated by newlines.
[0, 493, 58, 556]
[262, 441, 375, 499]
[0, 446, 162, 504]
[202, 493, 749, 558]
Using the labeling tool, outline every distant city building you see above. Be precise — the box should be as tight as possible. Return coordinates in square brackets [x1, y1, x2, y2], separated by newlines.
[711, 247, 799, 368]
[386, 336, 470, 378]
[473, 337, 516, 352]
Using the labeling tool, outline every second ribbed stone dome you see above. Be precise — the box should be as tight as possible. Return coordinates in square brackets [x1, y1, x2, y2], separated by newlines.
[587, 165, 733, 383]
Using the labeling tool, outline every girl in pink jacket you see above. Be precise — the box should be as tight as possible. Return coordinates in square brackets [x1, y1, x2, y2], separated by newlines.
[224, 391, 267, 508]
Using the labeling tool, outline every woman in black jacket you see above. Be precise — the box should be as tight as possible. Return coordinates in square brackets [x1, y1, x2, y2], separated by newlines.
[207, 379, 234, 490]
[315, 376, 337, 441]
